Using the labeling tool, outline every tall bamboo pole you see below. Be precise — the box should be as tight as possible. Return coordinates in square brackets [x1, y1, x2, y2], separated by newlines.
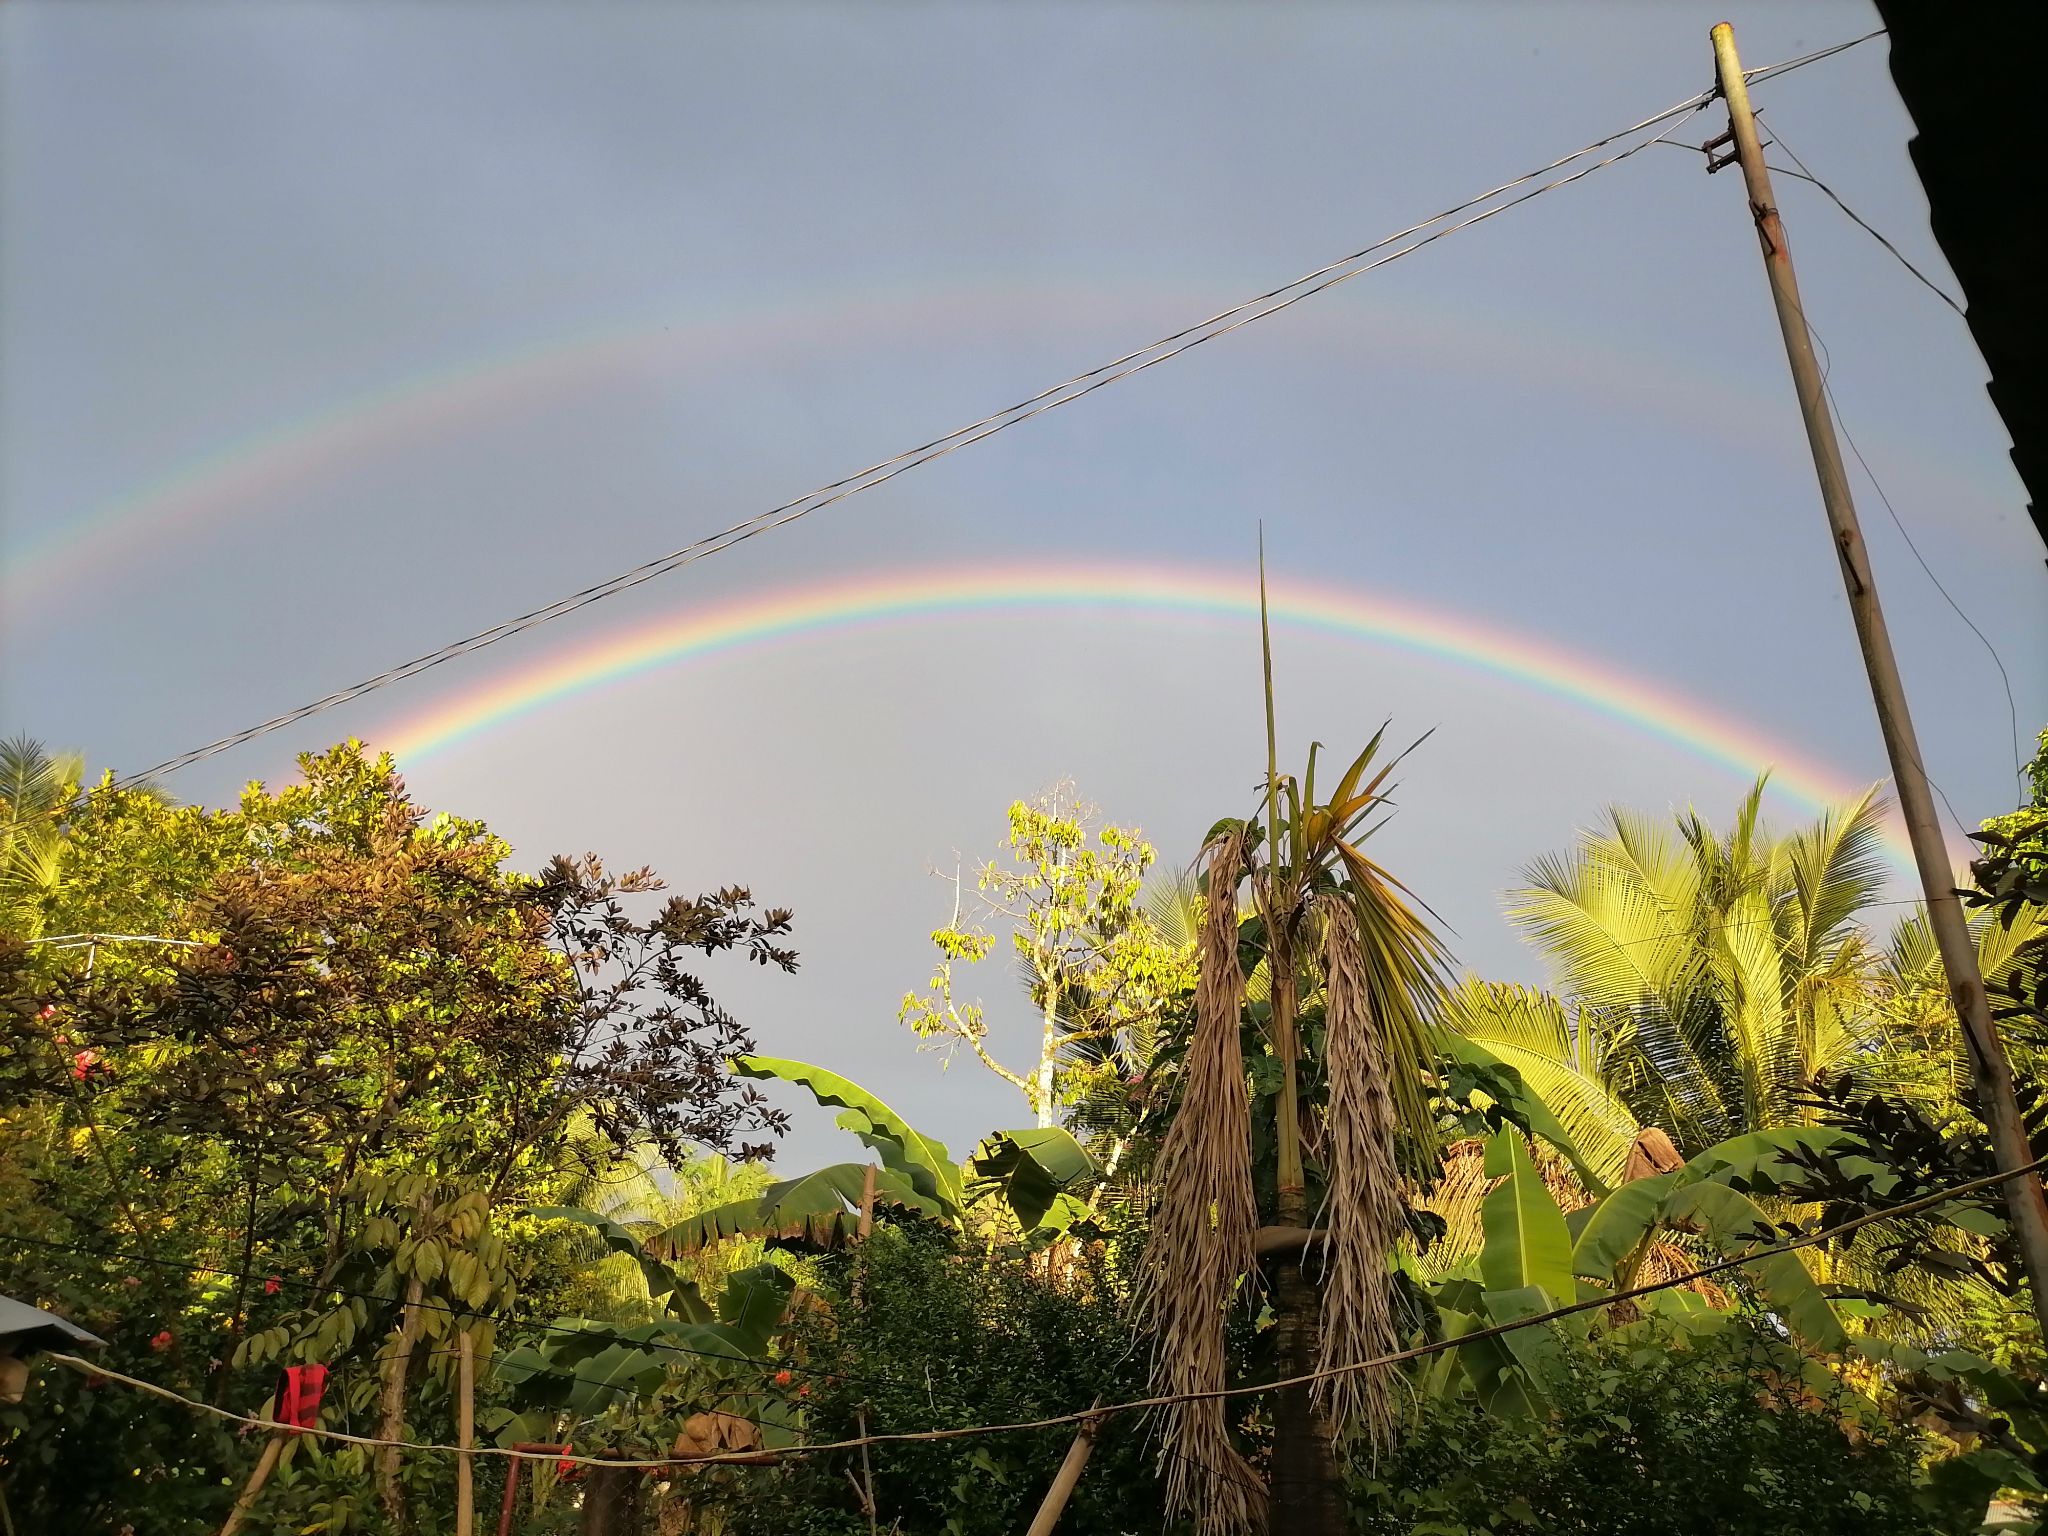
[456, 1330, 477, 1536]
[1710, 20, 2048, 1336]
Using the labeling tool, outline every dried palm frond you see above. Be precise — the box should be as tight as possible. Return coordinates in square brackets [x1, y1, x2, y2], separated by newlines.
[1143, 826, 1264, 1533]
[1311, 893, 1403, 1453]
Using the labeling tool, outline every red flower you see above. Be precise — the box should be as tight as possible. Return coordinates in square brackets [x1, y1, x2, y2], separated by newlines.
[71, 1050, 96, 1081]
[772, 1369, 792, 1386]
[150, 1330, 174, 1353]
[37, 1004, 57, 1021]
[263, 1276, 282, 1296]
[121, 1276, 141, 1290]
[557, 1444, 575, 1476]
[796, 1385, 810, 1399]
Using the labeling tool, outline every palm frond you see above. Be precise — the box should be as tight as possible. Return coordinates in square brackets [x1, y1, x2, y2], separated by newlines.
[1437, 978, 1641, 1185]
[1312, 893, 1402, 1450]
[1144, 827, 1263, 1533]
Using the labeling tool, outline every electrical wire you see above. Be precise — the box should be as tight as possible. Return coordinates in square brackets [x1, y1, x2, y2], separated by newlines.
[1781, 297, 2026, 801]
[1765, 161, 1965, 318]
[105, 101, 1709, 793]
[0, 1227, 905, 1398]
[1740, 28, 1887, 86]
[37, 1144, 2044, 1472]
[61, 31, 1891, 805]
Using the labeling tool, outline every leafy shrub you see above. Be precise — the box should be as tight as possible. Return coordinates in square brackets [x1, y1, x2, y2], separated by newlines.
[716, 1225, 1170, 1536]
[1349, 1322, 1978, 1536]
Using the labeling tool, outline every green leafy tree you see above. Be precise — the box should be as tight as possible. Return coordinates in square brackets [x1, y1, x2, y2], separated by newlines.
[0, 741, 797, 1535]
[899, 785, 1193, 1131]
[0, 736, 86, 937]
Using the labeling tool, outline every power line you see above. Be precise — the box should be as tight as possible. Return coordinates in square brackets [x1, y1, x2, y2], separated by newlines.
[1767, 165, 1965, 318]
[40, 1144, 2043, 1472]
[1747, 118, 2019, 796]
[53, 33, 1889, 807]
[0, 1227, 904, 1397]
[1745, 272, 2000, 843]
[106, 102, 1708, 791]
[1777, 300, 2025, 799]
[1739, 28, 1887, 87]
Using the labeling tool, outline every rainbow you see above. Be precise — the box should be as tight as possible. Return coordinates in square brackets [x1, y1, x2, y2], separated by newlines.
[6, 278, 2000, 616]
[375, 561, 1916, 869]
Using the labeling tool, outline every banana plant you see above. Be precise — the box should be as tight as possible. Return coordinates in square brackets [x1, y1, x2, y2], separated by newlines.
[490, 1258, 801, 1446]
[510, 1056, 1100, 1452]
[652, 1055, 1097, 1253]
[1426, 1123, 1855, 1415]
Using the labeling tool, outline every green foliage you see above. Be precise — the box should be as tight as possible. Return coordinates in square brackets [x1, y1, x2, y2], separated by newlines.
[968, 1127, 1096, 1232]
[661, 1162, 944, 1254]
[1432, 1127, 1854, 1417]
[1474, 779, 1890, 1153]
[0, 736, 87, 936]
[1478, 1128, 1578, 1304]
[719, 1226, 1167, 1536]
[1354, 1322, 1976, 1536]
[735, 1054, 960, 1208]
[1437, 986, 1633, 1188]
[898, 786, 1195, 1133]
[0, 741, 799, 1536]
[722, 1054, 1100, 1245]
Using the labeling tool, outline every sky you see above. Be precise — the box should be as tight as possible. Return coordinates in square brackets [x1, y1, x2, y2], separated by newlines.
[4, 2, 2044, 1173]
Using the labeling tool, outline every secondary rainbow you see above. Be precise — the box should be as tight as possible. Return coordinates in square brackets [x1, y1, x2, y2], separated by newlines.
[11, 276, 1993, 615]
[376, 562, 1915, 867]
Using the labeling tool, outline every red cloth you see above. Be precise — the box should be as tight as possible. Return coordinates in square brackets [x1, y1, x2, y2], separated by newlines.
[277, 1364, 327, 1431]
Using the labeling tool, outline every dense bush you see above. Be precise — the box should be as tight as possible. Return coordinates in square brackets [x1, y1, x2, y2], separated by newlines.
[1348, 1322, 1979, 1536]
[713, 1225, 1170, 1536]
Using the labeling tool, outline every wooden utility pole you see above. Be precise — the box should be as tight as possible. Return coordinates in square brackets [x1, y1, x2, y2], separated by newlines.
[1709, 21, 2048, 1335]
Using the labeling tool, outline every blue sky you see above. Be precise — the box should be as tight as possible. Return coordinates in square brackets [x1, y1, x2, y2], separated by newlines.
[4, 3, 2043, 1169]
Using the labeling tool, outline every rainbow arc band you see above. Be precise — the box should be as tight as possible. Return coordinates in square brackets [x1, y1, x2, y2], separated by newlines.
[374, 562, 1916, 871]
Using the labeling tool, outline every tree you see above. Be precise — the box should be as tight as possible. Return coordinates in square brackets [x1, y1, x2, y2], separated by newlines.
[1145, 572, 1449, 1536]
[0, 736, 85, 937]
[1447, 781, 1891, 1164]
[899, 785, 1193, 1131]
[0, 741, 799, 1534]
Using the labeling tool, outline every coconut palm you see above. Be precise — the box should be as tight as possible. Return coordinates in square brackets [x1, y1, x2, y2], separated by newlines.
[1145, 572, 1449, 1536]
[0, 736, 84, 939]
[1450, 780, 1891, 1161]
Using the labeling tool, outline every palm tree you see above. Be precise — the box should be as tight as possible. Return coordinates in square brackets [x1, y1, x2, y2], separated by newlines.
[1145, 570, 1448, 1536]
[1452, 780, 1891, 1159]
[0, 736, 85, 939]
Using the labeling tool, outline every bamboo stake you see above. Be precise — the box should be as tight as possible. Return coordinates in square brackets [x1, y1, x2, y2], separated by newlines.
[456, 1330, 477, 1536]
[217, 1434, 285, 1536]
[1021, 1405, 1103, 1536]
[855, 1163, 880, 1536]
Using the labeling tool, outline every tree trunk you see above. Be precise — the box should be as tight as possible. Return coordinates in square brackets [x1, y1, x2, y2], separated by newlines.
[1268, 1249, 1345, 1535]
[579, 1456, 646, 1536]
[1266, 921, 1345, 1536]
[373, 1273, 426, 1526]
